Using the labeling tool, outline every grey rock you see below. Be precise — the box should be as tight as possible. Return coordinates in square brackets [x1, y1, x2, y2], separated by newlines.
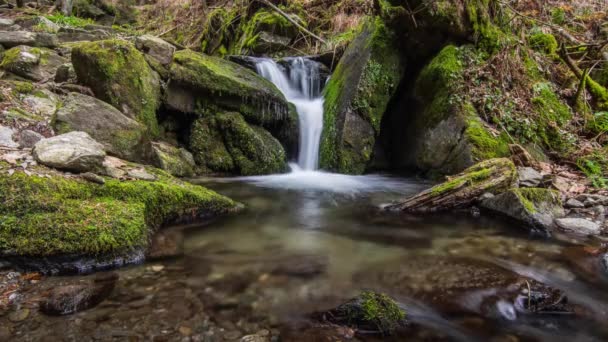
[54, 63, 77, 83]
[555, 218, 601, 235]
[576, 194, 608, 207]
[565, 198, 585, 209]
[252, 31, 291, 54]
[0, 31, 36, 47]
[127, 168, 156, 181]
[0, 45, 67, 81]
[0, 125, 18, 148]
[33, 131, 106, 172]
[40, 273, 118, 316]
[33, 16, 60, 33]
[0, 19, 15, 29]
[54, 92, 150, 162]
[81, 172, 105, 184]
[151, 141, 195, 177]
[22, 90, 59, 117]
[135, 34, 175, 66]
[57, 27, 110, 43]
[517, 167, 543, 188]
[17, 129, 44, 148]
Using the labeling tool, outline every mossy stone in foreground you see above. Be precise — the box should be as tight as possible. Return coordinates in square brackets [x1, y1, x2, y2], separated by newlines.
[71, 39, 161, 136]
[0, 166, 238, 257]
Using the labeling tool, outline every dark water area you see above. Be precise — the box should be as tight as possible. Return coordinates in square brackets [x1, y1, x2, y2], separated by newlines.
[2, 172, 608, 341]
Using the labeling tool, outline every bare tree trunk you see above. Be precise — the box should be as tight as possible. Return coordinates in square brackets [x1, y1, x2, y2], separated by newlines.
[55, 0, 73, 15]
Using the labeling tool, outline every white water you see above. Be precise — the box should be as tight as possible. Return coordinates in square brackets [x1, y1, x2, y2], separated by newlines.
[255, 58, 324, 170]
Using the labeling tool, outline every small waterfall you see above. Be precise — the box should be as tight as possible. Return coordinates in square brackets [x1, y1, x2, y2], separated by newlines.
[255, 58, 325, 171]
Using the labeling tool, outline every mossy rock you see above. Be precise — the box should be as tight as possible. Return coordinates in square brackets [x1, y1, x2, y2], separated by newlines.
[319, 17, 404, 174]
[234, 8, 298, 55]
[151, 141, 195, 178]
[481, 187, 564, 235]
[71, 39, 161, 136]
[0, 45, 67, 82]
[190, 111, 288, 176]
[0, 164, 239, 257]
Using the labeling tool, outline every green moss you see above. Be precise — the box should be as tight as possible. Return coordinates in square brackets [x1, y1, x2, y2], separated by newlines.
[465, 0, 509, 54]
[530, 82, 573, 152]
[577, 151, 608, 188]
[527, 32, 558, 56]
[71, 39, 160, 136]
[0, 165, 238, 257]
[430, 158, 515, 196]
[201, 7, 241, 56]
[511, 188, 561, 214]
[11, 81, 35, 95]
[463, 103, 510, 160]
[355, 291, 405, 335]
[45, 13, 94, 27]
[235, 8, 297, 55]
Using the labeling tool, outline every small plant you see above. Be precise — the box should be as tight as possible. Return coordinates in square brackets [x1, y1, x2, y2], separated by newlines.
[577, 154, 608, 188]
[45, 13, 94, 28]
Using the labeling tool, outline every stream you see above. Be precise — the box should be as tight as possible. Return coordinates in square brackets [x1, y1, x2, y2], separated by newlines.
[2, 58, 608, 341]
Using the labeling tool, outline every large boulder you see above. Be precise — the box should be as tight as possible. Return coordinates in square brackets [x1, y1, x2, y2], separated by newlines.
[481, 188, 565, 235]
[135, 35, 175, 66]
[0, 46, 67, 82]
[151, 141, 195, 178]
[71, 39, 161, 136]
[190, 112, 288, 175]
[390, 45, 509, 176]
[33, 131, 106, 173]
[319, 18, 404, 174]
[53, 93, 151, 162]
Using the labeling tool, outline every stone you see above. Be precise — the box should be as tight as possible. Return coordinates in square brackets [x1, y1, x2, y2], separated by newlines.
[0, 45, 67, 81]
[251, 31, 291, 54]
[72, 39, 161, 135]
[22, 90, 59, 118]
[0, 19, 15, 29]
[40, 273, 118, 316]
[0, 31, 57, 48]
[54, 63, 77, 83]
[8, 308, 30, 322]
[135, 34, 175, 66]
[57, 27, 110, 43]
[33, 16, 60, 33]
[190, 112, 288, 175]
[81, 172, 105, 184]
[319, 18, 404, 174]
[0, 125, 18, 148]
[147, 229, 184, 260]
[127, 168, 156, 181]
[565, 198, 585, 209]
[17, 129, 44, 148]
[54, 92, 150, 162]
[151, 142, 195, 177]
[33, 131, 106, 172]
[481, 188, 565, 235]
[555, 218, 601, 235]
[517, 167, 543, 187]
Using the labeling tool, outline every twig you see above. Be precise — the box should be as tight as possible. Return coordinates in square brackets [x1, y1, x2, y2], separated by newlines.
[255, 0, 327, 45]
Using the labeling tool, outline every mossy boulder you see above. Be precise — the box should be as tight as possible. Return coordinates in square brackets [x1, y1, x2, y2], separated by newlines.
[190, 111, 288, 176]
[0, 45, 67, 82]
[71, 39, 161, 136]
[319, 17, 404, 174]
[394, 45, 509, 176]
[151, 141, 195, 178]
[235, 8, 298, 55]
[54, 92, 151, 162]
[0, 164, 239, 258]
[481, 188, 565, 235]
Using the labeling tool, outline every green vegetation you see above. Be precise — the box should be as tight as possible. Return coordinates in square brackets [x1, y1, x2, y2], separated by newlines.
[511, 188, 561, 214]
[45, 13, 94, 27]
[0, 164, 238, 257]
[429, 158, 515, 196]
[527, 32, 558, 56]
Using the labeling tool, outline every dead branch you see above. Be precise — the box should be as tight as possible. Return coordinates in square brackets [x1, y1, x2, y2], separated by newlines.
[255, 0, 327, 45]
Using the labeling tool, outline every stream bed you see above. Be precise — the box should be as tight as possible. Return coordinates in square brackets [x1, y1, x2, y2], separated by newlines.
[2, 172, 608, 341]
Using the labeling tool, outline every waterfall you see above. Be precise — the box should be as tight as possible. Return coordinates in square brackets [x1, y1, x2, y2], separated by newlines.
[255, 58, 324, 171]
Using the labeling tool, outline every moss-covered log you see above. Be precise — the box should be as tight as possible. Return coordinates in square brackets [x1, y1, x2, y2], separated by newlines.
[385, 158, 516, 213]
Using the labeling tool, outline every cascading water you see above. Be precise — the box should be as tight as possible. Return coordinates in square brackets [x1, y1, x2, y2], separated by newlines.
[255, 58, 324, 171]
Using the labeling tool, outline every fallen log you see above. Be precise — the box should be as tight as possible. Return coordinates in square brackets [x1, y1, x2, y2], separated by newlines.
[385, 158, 517, 213]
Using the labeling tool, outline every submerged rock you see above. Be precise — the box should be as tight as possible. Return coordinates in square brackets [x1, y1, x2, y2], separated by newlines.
[33, 131, 106, 173]
[190, 111, 287, 175]
[481, 188, 564, 235]
[71, 39, 161, 136]
[54, 92, 151, 162]
[40, 273, 118, 315]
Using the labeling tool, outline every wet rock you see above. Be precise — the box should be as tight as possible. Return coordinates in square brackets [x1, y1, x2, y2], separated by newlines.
[0, 45, 67, 81]
[8, 308, 30, 322]
[481, 188, 564, 235]
[269, 254, 327, 278]
[555, 218, 601, 235]
[565, 198, 585, 209]
[517, 167, 542, 188]
[146, 229, 184, 260]
[127, 168, 156, 181]
[0, 125, 18, 148]
[54, 92, 150, 162]
[40, 273, 118, 315]
[17, 129, 44, 148]
[33, 131, 106, 172]
[135, 34, 175, 66]
[151, 141, 195, 177]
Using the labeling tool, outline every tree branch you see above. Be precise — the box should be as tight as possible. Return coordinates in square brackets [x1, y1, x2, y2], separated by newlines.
[255, 0, 327, 45]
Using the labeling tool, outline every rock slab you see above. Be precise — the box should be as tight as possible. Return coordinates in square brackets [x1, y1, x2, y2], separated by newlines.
[33, 131, 106, 172]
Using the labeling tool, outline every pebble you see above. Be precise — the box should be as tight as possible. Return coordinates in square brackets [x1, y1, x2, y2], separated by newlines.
[9, 308, 30, 322]
[151, 265, 165, 272]
[179, 326, 193, 336]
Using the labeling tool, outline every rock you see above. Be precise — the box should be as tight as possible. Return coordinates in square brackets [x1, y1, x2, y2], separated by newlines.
[555, 218, 601, 235]
[167, 49, 298, 152]
[17, 129, 44, 148]
[0, 31, 58, 48]
[312, 290, 406, 334]
[135, 34, 175, 66]
[147, 229, 184, 260]
[251, 31, 291, 54]
[0, 45, 67, 81]
[151, 142, 195, 177]
[81, 172, 105, 185]
[33, 16, 60, 33]
[54, 63, 77, 83]
[0, 19, 15, 29]
[57, 27, 110, 43]
[22, 89, 59, 118]
[576, 194, 608, 207]
[54, 92, 151, 162]
[101, 156, 127, 179]
[481, 188, 565, 235]
[72, 39, 161, 135]
[517, 167, 543, 187]
[190, 112, 288, 175]
[33, 131, 106, 172]
[565, 198, 585, 209]
[386, 158, 516, 213]
[0, 125, 18, 148]
[8, 308, 29, 322]
[40, 273, 118, 315]
[509, 144, 538, 168]
[127, 168, 156, 181]
[319, 18, 404, 174]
